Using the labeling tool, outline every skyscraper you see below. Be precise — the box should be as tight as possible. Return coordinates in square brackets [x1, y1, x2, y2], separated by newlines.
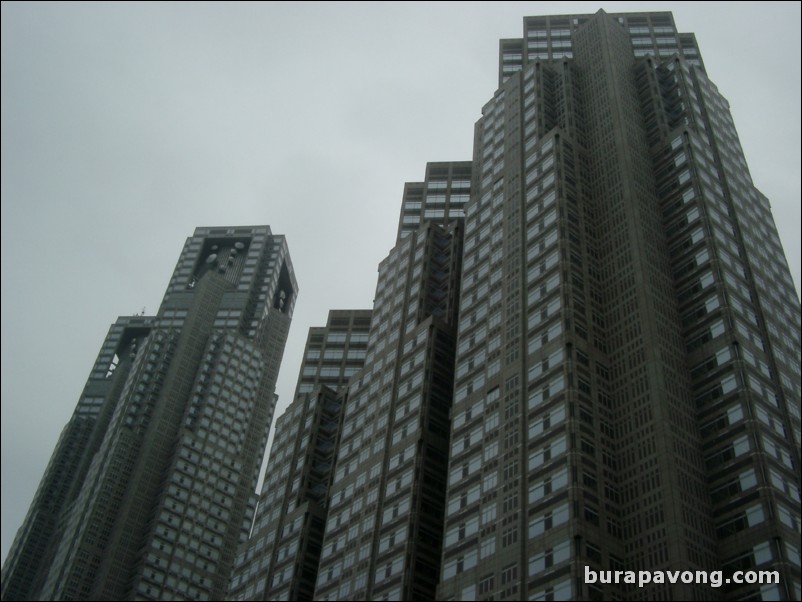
[1, 226, 297, 601]
[438, 10, 800, 602]
[232, 9, 799, 602]
[5, 9, 799, 602]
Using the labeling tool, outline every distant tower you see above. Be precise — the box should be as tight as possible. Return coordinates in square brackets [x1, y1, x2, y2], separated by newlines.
[2, 226, 297, 601]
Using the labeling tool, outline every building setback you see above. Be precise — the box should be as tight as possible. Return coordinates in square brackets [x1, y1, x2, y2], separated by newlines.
[229, 309, 372, 600]
[311, 162, 467, 601]
[1, 226, 296, 601]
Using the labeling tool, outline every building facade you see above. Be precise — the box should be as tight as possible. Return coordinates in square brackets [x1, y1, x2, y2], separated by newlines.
[438, 10, 800, 602]
[311, 162, 467, 601]
[6, 10, 799, 602]
[234, 10, 800, 602]
[1, 226, 297, 601]
[229, 309, 372, 601]
[395, 162, 472, 243]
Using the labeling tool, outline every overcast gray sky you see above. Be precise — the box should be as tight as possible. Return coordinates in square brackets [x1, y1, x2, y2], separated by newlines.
[2, 1, 799, 564]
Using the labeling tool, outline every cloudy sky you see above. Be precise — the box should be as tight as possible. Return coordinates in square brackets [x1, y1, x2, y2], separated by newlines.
[2, 1, 799, 563]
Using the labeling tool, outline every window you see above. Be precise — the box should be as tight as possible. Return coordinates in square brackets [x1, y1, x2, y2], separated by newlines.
[501, 564, 518, 585]
[529, 467, 569, 503]
[528, 435, 567, 471]
[530, 579, 572, 601]
[529, 502, 570, 538]
[502, 527, 518, 547]
[529, 540, 571, 576]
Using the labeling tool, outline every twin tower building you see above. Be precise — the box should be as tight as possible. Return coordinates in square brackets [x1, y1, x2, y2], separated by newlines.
[3, 10, 800, 602]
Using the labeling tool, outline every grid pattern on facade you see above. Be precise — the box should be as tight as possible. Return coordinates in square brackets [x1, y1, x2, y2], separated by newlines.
[439, 10, 800, 602]
[314, 164, 467, 601]
[228, 310, 371, 601]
